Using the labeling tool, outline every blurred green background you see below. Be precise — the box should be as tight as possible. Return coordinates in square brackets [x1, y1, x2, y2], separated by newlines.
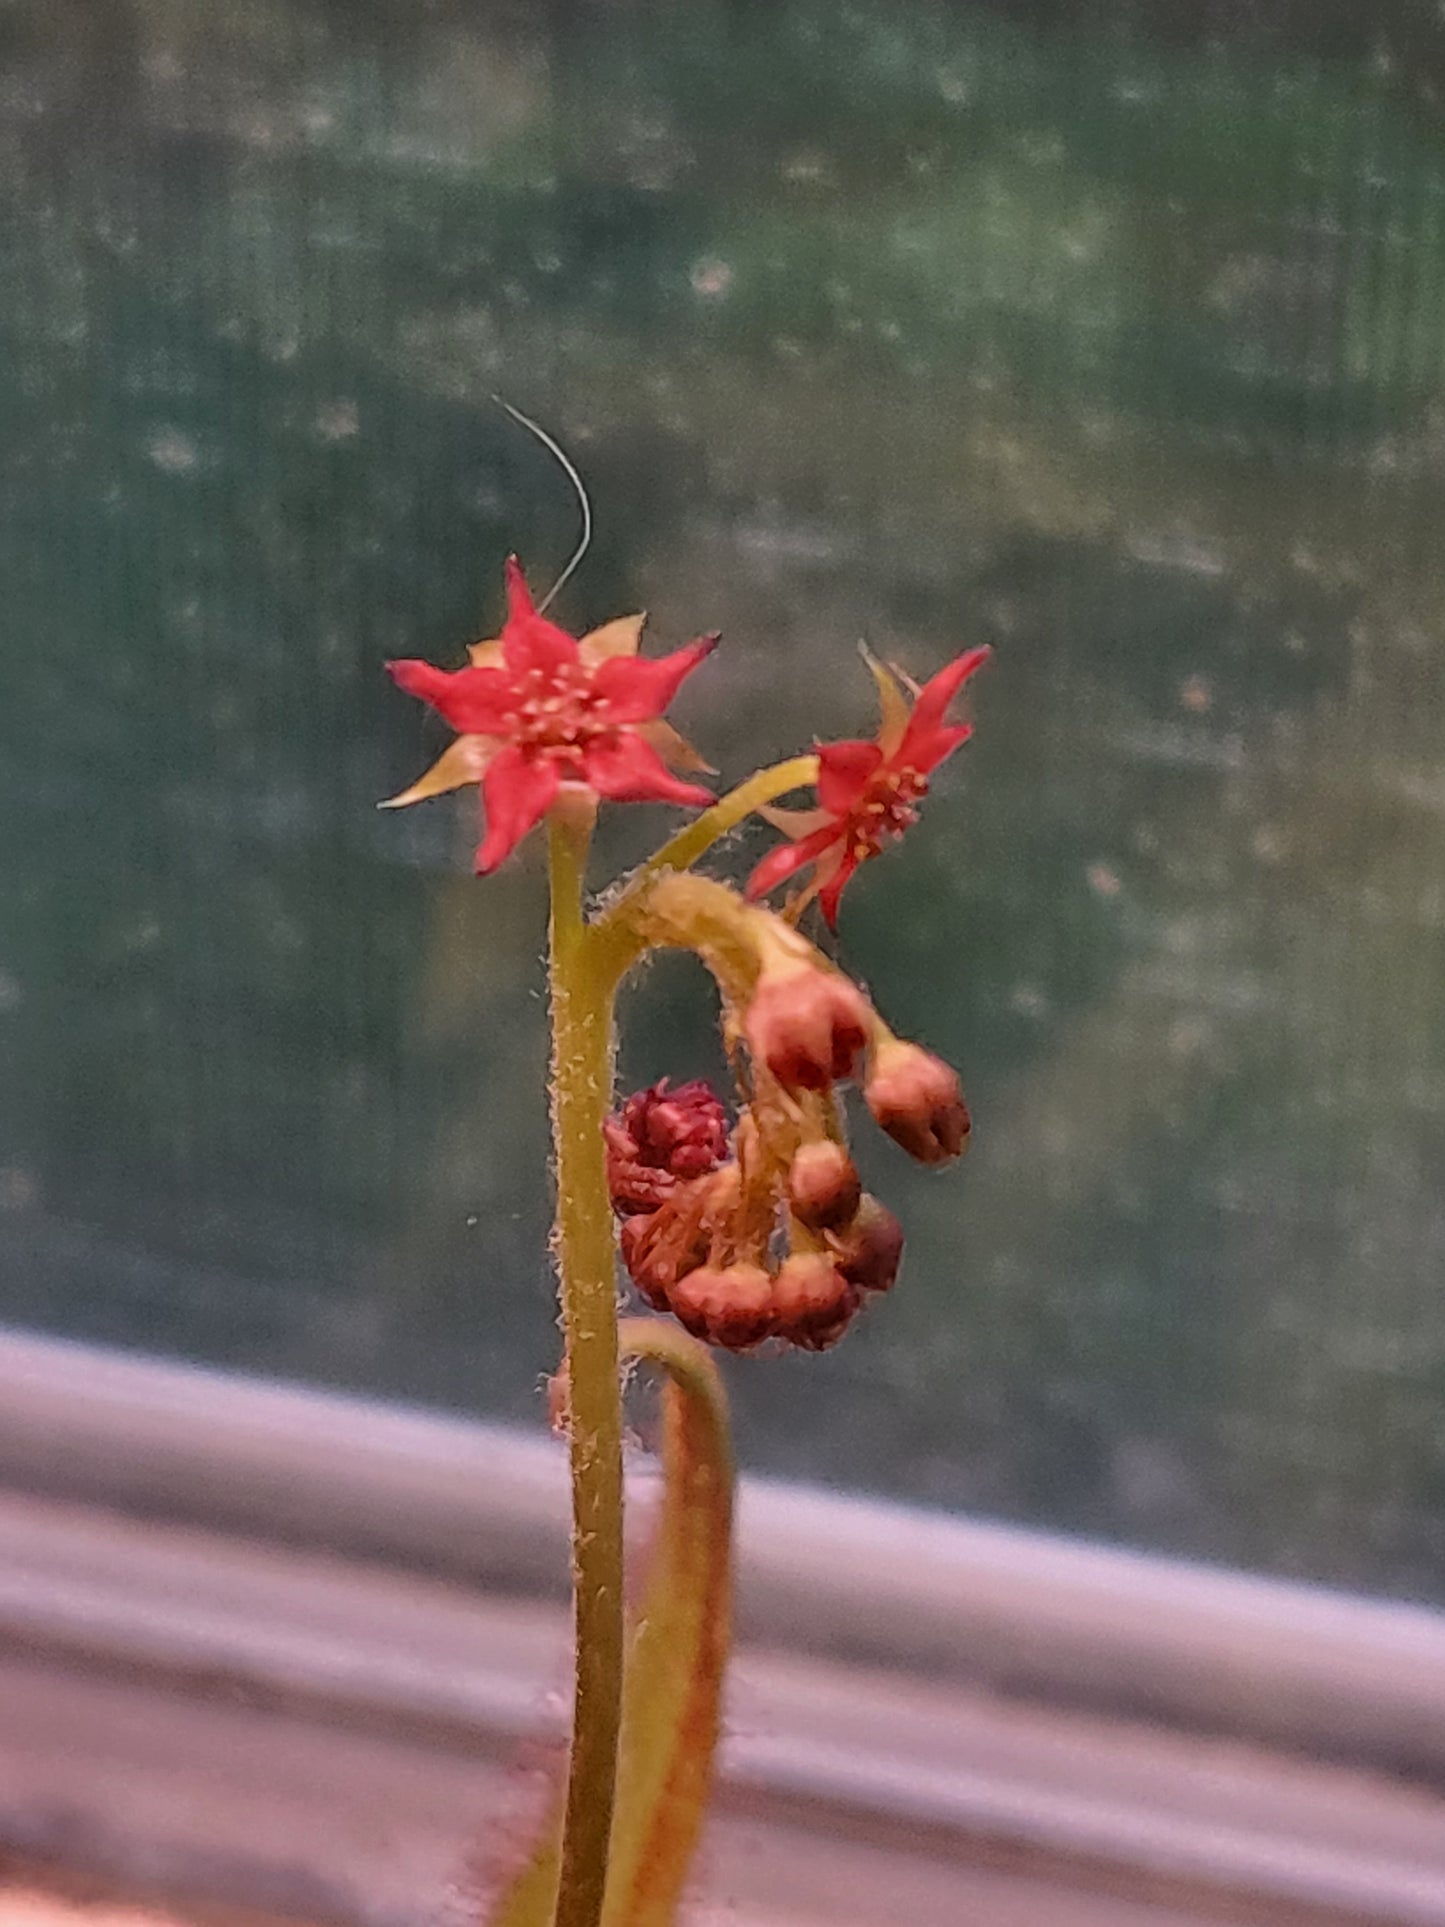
[4, 0, 1445, 1600]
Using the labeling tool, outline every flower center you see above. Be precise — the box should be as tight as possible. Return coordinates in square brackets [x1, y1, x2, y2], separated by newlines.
[509, 664, 611, 756]
[849, 765, 927, 861]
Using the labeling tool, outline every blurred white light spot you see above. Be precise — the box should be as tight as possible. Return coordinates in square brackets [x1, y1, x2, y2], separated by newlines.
[1179, 674, 1213, 713]
[0, 1167, 38, 1212]
[1009, 981, 1051, 1020]
[690, 257, 733, 300]
[146, 427, 198, 474]
[315, 399, 360, 442]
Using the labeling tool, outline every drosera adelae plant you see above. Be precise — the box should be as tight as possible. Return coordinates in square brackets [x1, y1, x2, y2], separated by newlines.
[382, 403, 988, 1927]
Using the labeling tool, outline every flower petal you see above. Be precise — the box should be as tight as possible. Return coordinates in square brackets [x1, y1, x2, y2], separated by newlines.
[898, 647, 990, 768]
[579, 613, 646, 665]
[641, 717, 716, 776]
[910, 720, 973, 775]
[581, 731, 713, 806]
[756, 805, 835, 839]
[501, 556, 581, 674]
[745, 821, 844, 900]
[861, 646, 911, 760]
[379, 734, 492, 809]
[592, 634, 718, 725]
[818, 847, 861, 931]
[476, 745, 560, 873]
[817, 739, 883, 816]
[387, 658, 517, 735]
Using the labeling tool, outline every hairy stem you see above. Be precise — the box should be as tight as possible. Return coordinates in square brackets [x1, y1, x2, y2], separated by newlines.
[548, 814, 625, 1927]
[592, 755, 819, 984]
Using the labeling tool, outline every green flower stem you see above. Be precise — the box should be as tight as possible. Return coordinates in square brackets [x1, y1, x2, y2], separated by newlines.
[591, 754, 819, 984]
[547, 813, 625, 1927]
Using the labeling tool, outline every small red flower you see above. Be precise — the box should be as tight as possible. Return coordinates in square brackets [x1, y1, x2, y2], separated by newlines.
[384, 557, 717, 873]
[746, 645, 989, 929]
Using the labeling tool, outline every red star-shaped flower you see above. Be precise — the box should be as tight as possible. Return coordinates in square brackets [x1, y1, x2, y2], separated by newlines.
[384, 558, 717, 873]
[746, 645, 989, 929]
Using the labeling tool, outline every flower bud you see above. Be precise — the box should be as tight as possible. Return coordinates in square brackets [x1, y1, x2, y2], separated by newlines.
[669, 1263, 775, 1351]
[606, 1078, 728, 1213]
[745, 965, 870, 1092]
[832, 1194, 904, 1295]
[786, 1140, 862, 1232]
[627, 1078, 729, 1176]
[771, 1253, 859, 1352]
[864, 1041, 970, 1165]
[617, 1212, 674, 1310]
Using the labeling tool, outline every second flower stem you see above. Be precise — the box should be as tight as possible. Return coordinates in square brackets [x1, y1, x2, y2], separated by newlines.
[591, 754, 820, 988]
[548, 815, 625, 1927]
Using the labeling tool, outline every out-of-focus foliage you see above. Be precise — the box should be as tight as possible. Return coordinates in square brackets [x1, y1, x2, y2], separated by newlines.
[4, 0, 1445, 1598]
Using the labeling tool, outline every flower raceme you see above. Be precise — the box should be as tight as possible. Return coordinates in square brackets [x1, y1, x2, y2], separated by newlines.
[747, 644, 990, 929]
[384, 557, 717, 872]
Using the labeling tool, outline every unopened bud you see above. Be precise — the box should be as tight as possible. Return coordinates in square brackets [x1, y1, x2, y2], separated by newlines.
[833, 1194, 904, 1294]
[606, 1078, 729, 1214]
[617, 1212, 674, 1310]
[669, 1263, 775, 1351]
[786, 1140, 862, 1232]
[864, 1041, 970, 1165]
[772, 1252, 859, 1352]
[626, 1078, 729, 1175]
[745, 965, 870, 1092]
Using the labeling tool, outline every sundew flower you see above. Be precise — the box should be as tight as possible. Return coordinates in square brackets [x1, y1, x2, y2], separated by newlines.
[746, 645, 989, 929]
[384, 557, 717, 872]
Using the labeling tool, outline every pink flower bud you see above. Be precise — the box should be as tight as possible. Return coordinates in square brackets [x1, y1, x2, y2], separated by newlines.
[864, 1041, 970, 1165]
[606, 1078, 729, 1213]
[786, 1140, 862, 1232]
[745, 965, 871, 1092]
[617, 1184, 724, 1309]
[771, 1253, 859, 1352]
[626, 1078, 729, 1175]
[669, 1263, 775, 1351]
[617, 1212, 675, 1310]
[832, 1194, 904, 1294]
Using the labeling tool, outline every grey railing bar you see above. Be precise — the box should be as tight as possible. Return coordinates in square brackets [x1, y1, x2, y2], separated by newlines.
[0, 1323, 1442, 1783]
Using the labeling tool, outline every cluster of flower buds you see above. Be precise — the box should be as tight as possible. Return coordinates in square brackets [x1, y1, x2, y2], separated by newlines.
[608, 956, 967, 1353]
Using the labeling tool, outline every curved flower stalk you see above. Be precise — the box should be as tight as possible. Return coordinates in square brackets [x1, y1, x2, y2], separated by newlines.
[488, 1321, 732, 1927]
[384, 545, 986, 1927]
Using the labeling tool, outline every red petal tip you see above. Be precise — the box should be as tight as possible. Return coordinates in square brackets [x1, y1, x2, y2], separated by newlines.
[386, 658, 434, 694]
[503, 553, 535, 613]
